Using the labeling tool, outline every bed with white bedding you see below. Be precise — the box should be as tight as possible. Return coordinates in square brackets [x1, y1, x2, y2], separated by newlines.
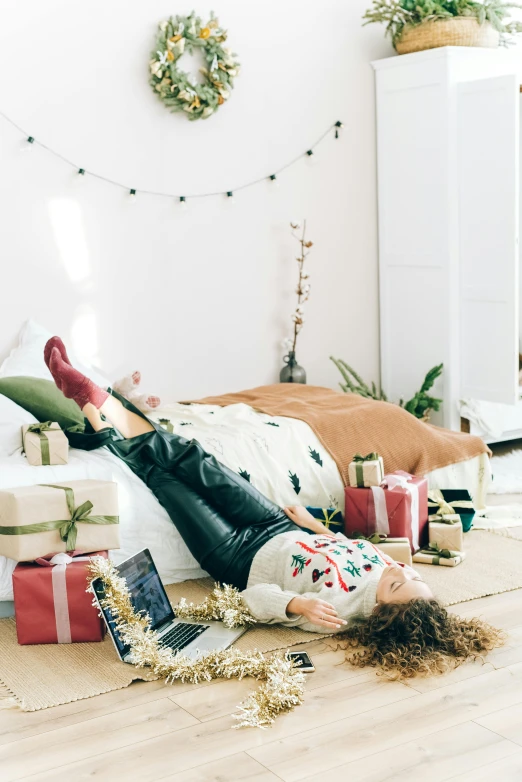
[0, 320, 492, 601]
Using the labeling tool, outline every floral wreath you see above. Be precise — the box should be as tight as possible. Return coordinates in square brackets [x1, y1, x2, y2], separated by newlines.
[149, 12, 240, 121]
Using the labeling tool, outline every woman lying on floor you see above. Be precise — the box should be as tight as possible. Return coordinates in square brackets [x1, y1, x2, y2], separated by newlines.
[44, 337, 503, 678]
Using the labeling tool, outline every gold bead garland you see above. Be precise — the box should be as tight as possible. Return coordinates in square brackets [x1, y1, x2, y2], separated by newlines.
[87, 557, 306, 728]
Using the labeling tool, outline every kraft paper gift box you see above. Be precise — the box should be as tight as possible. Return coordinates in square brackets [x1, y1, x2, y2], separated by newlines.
[0, 480, 120, 561]
[374, 537, 413, 567]
[306, 507, 344, 533]
[348, 453, 385, 488]
[429, 519, 464, 552]
[428, 489, 475, 533]
[22, 422, 68, 466]
[413, 545, 466, 568]
[344, 470, 429, 553]
[13, 551, 107, 644]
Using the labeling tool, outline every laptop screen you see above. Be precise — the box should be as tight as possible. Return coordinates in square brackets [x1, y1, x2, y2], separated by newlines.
[92, 549, 174, 657]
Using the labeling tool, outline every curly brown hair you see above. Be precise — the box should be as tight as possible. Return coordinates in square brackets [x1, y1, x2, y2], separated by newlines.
[332, 599, 505, 679]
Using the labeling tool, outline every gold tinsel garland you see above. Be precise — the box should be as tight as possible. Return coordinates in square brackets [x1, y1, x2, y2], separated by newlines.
[174, 583, 257, 628]
[87, 557, 305, 728]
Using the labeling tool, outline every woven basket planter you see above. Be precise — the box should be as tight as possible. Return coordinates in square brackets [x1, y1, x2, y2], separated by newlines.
[396, 18, 500, 55]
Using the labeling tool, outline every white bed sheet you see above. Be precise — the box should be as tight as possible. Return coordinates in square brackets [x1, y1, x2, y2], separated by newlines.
[0, 402, 492, 601]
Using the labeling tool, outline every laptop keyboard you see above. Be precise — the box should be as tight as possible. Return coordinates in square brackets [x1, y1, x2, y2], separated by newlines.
[159, 623, 209, 652]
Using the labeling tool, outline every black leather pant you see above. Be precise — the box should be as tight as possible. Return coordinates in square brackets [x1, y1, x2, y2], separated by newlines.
[104, 395, 299, 589]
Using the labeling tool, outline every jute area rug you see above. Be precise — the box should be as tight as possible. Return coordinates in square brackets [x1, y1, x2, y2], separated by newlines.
[1, 531, 521, 712]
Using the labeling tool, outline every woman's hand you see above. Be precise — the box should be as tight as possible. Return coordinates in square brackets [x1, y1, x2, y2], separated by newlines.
[283, 505, 330, 535]
[286, 596, 347, 630]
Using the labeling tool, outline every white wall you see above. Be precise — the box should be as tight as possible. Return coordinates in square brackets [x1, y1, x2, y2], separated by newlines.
[0, 0, 391, 399]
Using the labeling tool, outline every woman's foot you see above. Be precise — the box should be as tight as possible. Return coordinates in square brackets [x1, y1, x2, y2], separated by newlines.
[48, 346, 108, 410]
[44, 337, 72, 389]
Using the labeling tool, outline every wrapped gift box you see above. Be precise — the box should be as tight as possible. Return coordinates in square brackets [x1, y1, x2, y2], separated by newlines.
[348, 453, 385, 488]
[413, 547, 466, 567]
[22, 422, 68, 466]
[428, 489, 475, 533]
[429, 519, 464, 552]
[0, 480, 119, 561]
[13, 551, 107, 644]
[344, 471, 429, 553]
[306, 506, 344, 533]
[374, 537, 413, 566]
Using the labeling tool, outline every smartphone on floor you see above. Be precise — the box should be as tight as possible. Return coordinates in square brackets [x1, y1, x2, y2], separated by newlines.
[287, 652, 315, 672]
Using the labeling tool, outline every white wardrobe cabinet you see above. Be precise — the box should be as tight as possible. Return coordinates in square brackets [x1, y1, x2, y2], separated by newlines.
[373, 47, 520, 436]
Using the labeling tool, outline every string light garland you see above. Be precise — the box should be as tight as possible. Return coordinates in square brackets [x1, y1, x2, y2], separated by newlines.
[0, 110, 343, 204]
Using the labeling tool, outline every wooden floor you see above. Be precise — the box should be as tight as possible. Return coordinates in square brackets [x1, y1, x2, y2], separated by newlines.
[4, 455, 522, 782]
[1, 588, 522, 782]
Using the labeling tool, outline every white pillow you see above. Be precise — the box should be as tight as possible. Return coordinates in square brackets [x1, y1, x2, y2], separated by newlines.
[0, 394, 37, 457]
[0, 320, 110, 388]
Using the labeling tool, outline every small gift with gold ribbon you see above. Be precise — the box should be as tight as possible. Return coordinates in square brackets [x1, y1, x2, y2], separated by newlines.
[13, 551, 108, 644]
[0, 480, 119, 561]
[22, 422, 68, 466]
[348, 453, 384, 488]
[413, 542, 466, 567]
[305, 506, 344, 532]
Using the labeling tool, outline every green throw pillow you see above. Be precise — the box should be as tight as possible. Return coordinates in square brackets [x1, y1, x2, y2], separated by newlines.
[0, 376, 85, 431]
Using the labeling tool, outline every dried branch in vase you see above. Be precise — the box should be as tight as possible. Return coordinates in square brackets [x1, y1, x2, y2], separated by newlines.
[280, 221, 313, 384]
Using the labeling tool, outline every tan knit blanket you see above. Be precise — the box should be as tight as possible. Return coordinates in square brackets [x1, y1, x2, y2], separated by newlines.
[192, 384, 490, 484]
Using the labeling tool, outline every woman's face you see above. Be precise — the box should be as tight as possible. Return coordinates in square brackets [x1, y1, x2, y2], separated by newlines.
[376, 563, 433, 604]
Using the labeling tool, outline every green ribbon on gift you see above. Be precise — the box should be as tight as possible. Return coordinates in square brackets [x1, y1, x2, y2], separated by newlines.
[24, 422, 57, 466]
[418, 541, 459, 565]
[353, 531, 388, 545]
[427, 490, 474, 524]
[352, 452, 381, 488]
[0, 484, 119, 551]
[158, 418, 174, 433]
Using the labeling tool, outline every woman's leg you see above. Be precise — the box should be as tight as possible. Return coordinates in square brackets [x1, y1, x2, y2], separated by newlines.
[163, 438, 291, 531]
[46, 341, 154, 438]
[98, 395, 154, 438]
[82, 403, 110, 433]
[46, 335, 292, 536]
[147, 466, 258, 588]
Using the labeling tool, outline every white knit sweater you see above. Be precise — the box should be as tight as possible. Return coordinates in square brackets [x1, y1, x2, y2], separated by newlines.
[241, 531, 399, 633]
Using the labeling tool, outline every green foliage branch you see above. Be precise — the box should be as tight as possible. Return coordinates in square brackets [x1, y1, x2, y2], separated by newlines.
[363, 0, 522, 47]
[330, 357, 443, 421]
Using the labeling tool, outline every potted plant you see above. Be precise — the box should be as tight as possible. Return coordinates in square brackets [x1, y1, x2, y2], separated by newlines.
[330, 357, 443, 421]
[363, 0, 522, 55]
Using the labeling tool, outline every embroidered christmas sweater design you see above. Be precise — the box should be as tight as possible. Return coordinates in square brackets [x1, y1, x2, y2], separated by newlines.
[241, 531, 409, 633]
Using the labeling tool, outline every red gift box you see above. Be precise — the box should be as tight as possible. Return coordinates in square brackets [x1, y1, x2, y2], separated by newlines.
[13, 551, 107, 645]
[344, 471, 429, 552]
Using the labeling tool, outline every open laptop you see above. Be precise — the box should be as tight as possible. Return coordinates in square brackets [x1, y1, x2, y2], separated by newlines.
[91, 548, 246, 663]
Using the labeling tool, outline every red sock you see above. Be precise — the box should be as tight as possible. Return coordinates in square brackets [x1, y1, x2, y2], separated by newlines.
[49, 347, 108, 411]
[44, 337, 72, 390]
